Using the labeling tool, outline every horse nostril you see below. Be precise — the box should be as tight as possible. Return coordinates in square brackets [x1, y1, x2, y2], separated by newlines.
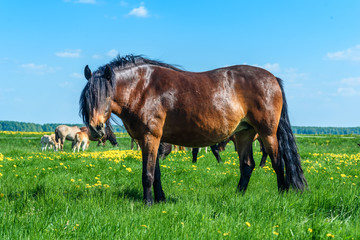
[96, 124, 104, 131]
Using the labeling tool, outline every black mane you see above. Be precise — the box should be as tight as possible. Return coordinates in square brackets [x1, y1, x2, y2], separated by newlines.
[107, 54, 184, 72]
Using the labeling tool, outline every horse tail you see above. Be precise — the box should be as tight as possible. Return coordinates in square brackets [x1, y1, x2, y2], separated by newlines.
[276, 77, 307, 191]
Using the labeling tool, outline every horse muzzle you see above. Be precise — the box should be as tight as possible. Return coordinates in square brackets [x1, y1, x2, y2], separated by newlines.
[89, 123, 105, 139]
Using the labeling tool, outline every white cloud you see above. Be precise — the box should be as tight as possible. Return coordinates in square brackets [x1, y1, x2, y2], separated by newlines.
[20, 63, 58, 75]
[260, 63, 280, 73]
[64, 0, 97, 4]
[59, 81, 74, 89]
[337, 87, 358, 96]
[92, 54, 102, 59]
[340, 77, 360, 86]
[128, 3, 149, 18]
[55, 49, 81, 58]
[107, 49, 119, 58]
[119, 0, 128, 7]
[71, 72, 83, 79]
[326, 45, 360, 61]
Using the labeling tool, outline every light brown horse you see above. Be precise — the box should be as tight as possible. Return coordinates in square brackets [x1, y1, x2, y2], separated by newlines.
[72, 131, 90, 152]
[55, 125, 81, 151]
[80, 55, 307, 205]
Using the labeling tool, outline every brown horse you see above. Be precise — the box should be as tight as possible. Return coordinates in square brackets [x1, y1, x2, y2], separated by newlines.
[80, 55, 307, 205]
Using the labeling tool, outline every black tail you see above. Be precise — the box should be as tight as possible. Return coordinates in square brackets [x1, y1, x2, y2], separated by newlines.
[276, 78, 307, 191]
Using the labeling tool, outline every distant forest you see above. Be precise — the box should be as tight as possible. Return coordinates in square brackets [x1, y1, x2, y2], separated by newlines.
[0, 121, 126, 133]
[0, 121, 359, 135]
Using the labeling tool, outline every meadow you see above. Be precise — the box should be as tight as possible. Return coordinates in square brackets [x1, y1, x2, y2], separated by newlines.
[0, 131, 359, 239]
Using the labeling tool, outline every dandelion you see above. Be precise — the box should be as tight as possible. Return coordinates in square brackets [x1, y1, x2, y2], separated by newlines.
[71, 179, 75, 182]
[273, 231, 279, 236]
[0, 173, 2, 177]
[126, 167, 132, 172]
[13, 165, 16, 168]
[326, 233, 334, 238]
[340, 174, 346, 178]
[245, 222, 251, 227]
[60, 163, 64, 166]
[308, 228, 313, 233]
[162, 211, 167, 213]
[223, 232, 230, 236]
[141, 225, 148, 228]
[0, 193, 4, 198]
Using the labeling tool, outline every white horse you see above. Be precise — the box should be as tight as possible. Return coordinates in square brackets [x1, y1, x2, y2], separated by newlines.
[72, 131, 90, 152]
[41, 134, 58, 151]
[55, 125, 81, 151]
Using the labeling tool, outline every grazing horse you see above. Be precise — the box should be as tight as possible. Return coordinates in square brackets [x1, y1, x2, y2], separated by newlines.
[192, 145, 222, 163]
[80, 119, 118, 147]
[40, 134, 58, 151]
[79, 55, 307, 205]
[72, 131, 90, 152]
[55, 125, 81, 151]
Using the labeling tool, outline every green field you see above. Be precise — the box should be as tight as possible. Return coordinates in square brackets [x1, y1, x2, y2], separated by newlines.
[0, 131, 359, 239]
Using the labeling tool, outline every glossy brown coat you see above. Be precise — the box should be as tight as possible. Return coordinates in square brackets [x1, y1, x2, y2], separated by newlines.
[80, 56, 306, 205]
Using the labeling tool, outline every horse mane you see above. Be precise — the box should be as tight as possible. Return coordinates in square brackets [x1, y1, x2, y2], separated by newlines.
[107, 54, 184, 72]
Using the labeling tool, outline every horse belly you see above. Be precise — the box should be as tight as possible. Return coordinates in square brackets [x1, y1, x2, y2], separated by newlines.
[161, 104, 244, 147]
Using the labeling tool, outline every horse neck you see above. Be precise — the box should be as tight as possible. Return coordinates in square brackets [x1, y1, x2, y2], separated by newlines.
[112, 66, 150, 115]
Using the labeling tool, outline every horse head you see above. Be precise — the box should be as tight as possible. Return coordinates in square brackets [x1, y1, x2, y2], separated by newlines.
[80, 64, 113, 139]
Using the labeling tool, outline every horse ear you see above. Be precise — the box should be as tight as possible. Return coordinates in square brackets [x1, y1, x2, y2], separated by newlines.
[104, 64, 112, 81]
[84, 65, 92, 81]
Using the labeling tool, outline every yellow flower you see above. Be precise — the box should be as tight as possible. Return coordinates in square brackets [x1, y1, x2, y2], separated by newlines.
[13, 165, 17, 168]
[273, 231, 279, 236]
[0, 193, 4, 198]
[245, 222, 251, 227]
[126, 167, 132, 172]
[340, 174, 346, 178]
[223, 232, 230, 236]
[326, 233, 334, 238]
[141, 225, 148, 228]
[59, 163, 64, 166]
[308, 228, 313, 233]
[71, 179, 75, 182]
[162, 211, 166, 213]
[0, 173, 3, 177]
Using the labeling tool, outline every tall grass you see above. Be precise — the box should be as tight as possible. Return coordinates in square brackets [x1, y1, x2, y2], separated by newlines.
[0, 132, 359, 239]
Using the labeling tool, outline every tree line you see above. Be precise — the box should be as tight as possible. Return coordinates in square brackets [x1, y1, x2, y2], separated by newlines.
[0, 121, 126, 133]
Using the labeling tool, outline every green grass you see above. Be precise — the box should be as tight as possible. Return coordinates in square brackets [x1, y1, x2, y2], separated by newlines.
[0, 132, 360, 239]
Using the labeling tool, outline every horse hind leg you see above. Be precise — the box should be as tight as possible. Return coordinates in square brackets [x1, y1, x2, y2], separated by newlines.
[260, 134, 287, 191]
[234, 129, 257, 193]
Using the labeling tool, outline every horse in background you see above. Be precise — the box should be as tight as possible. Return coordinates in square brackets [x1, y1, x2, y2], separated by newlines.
[218, 134, 268, 167]
[72, 131, 90, 152]
[41, 134, 59, 151]
[192, 145, 222, 163]
[80, 55, 307, 205]
[80, 119, 118, 147]
[55, 125, 81, 151]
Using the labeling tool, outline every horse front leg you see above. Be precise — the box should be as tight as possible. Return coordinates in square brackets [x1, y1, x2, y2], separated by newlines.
[139, 134, 163, 205]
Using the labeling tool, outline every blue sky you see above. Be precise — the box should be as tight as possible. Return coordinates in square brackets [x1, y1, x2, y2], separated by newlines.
[0, 0, 359, 127]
